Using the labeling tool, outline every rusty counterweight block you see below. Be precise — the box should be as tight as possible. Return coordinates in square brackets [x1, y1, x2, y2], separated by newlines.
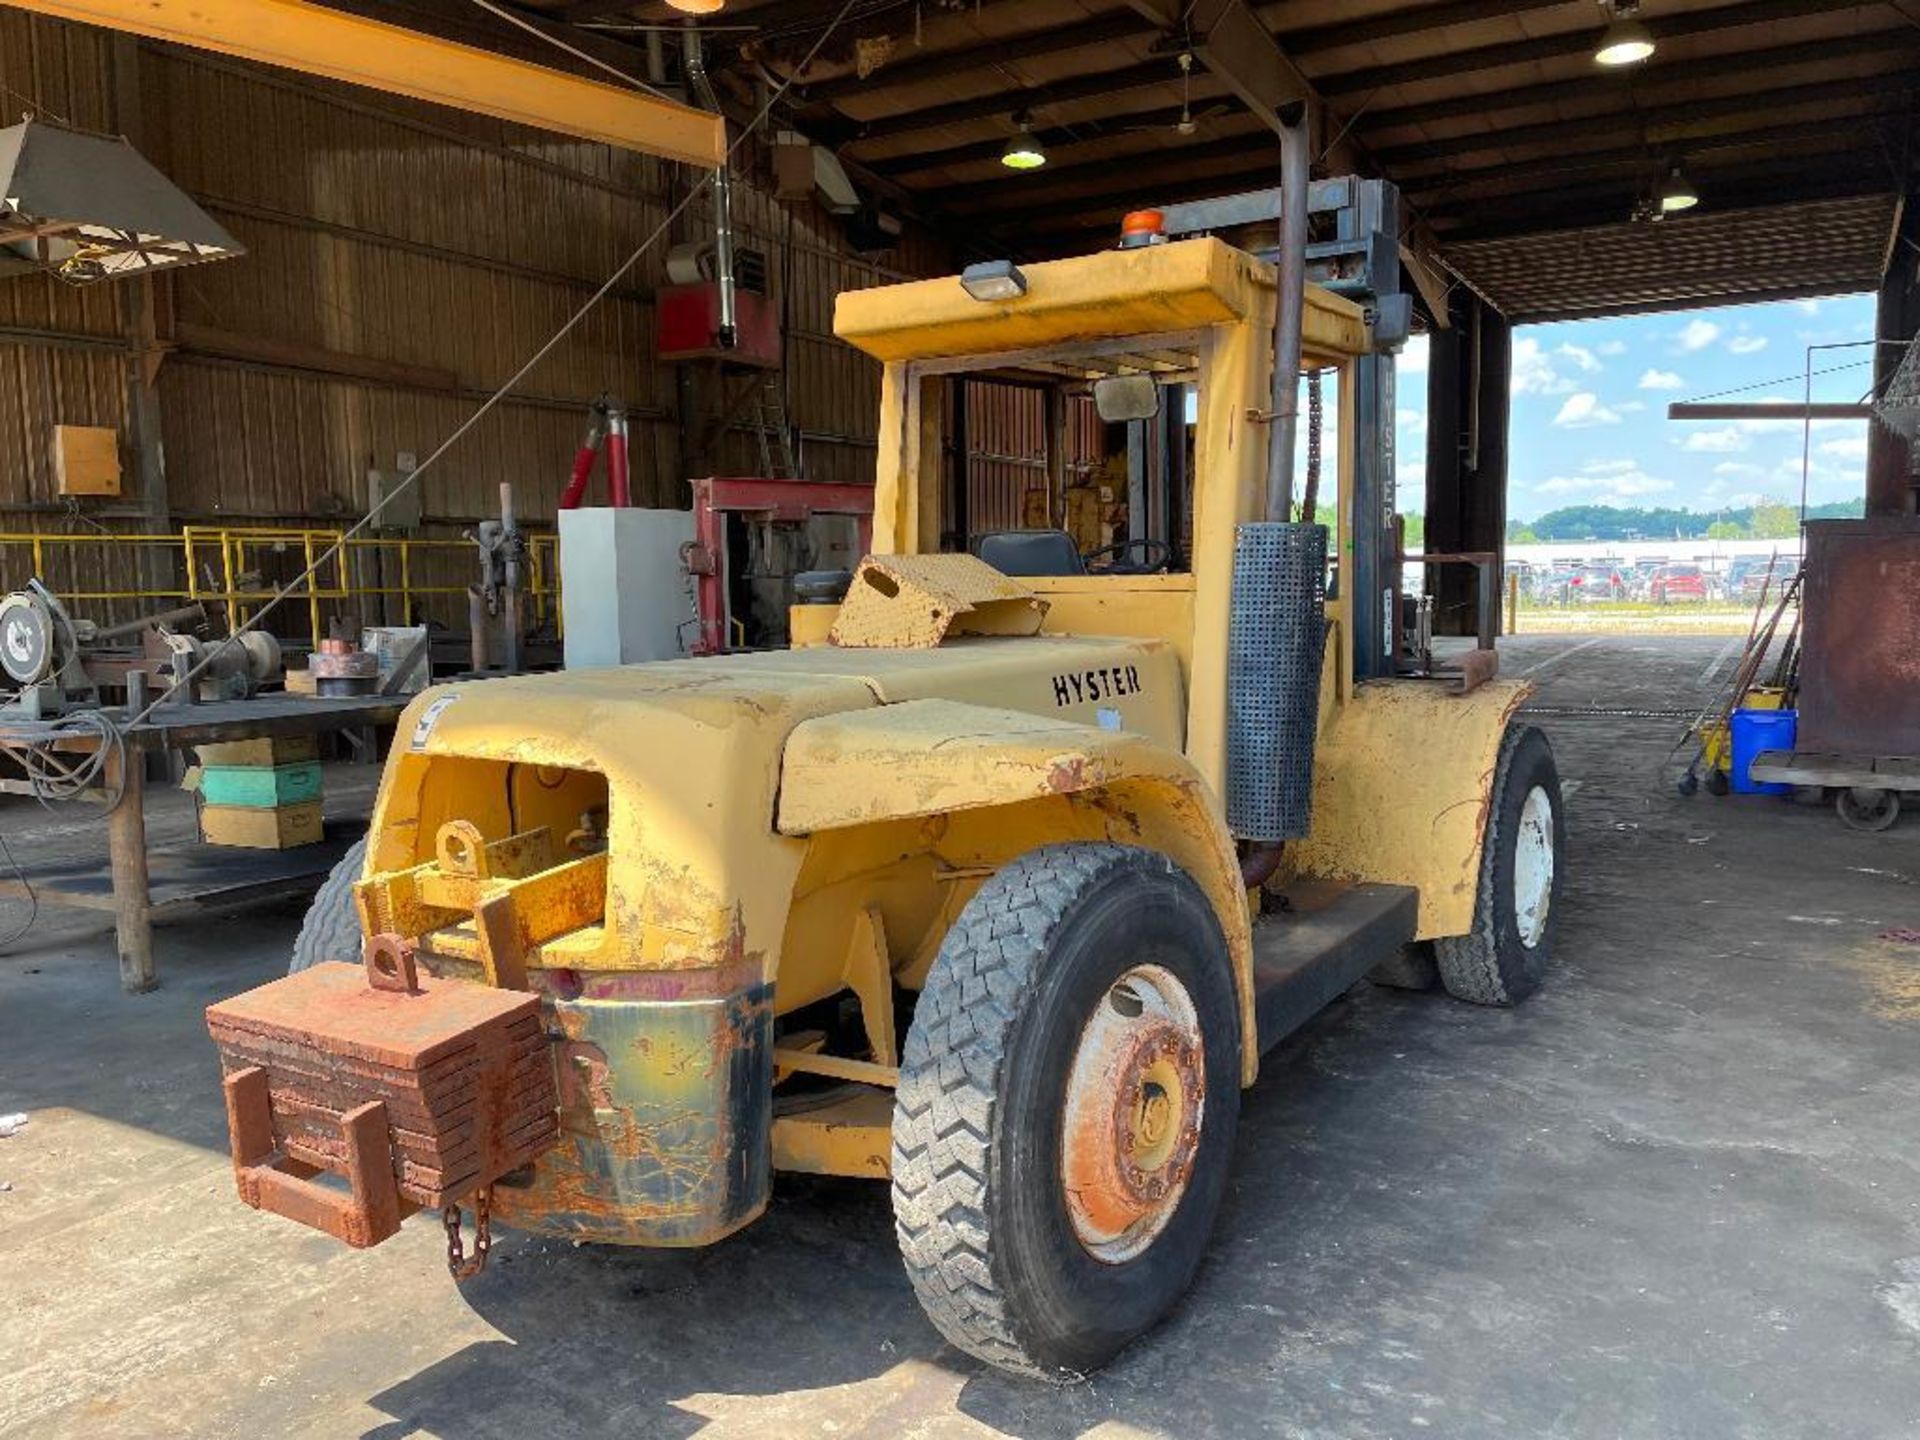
[205, 934, 560, 1248]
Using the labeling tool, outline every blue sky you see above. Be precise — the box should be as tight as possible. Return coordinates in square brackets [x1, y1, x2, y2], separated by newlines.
[1393, 292, 1878, 523]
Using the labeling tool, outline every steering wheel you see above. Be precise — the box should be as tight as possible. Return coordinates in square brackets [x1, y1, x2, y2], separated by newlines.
[1082, 538, 1173, 575]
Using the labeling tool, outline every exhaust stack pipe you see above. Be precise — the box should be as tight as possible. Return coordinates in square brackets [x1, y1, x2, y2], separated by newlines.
[1264, 103, 1311, 523]
[1226, 106, 1328, 853]
[682, 27, 737, 350]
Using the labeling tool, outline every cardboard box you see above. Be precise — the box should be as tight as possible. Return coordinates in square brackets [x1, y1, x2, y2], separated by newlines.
[195, 735, 320, 768]
[199, 800, 325, 850]
[52, 425, 121, 496]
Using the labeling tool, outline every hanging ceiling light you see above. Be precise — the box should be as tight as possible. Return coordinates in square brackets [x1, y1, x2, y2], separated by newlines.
[666, 0, 726, 13]
[1594, 1, 1656, 67]
[1000, 114, 1047, 170]
[1658, 161, 1698, 214]
[0, 119, 242, 286]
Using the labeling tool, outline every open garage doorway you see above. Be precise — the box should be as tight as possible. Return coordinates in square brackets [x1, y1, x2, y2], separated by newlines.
[1406, 293, 1879, 639]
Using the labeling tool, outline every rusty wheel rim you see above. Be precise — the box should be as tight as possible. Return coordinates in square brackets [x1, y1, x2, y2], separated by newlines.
[1060, 963, 1205, 1264]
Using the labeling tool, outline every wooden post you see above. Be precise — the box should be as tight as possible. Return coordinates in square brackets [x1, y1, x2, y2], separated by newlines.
[1868, 186, 1920, 517]
[107, 746, 156, 993]
[1045, 386, 1068, 529]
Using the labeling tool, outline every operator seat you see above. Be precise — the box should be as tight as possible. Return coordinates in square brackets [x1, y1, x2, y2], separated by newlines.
[975, 529, 1086, 578]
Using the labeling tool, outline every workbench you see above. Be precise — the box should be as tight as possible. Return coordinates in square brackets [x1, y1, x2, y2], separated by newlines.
[0, 694, 408, 993]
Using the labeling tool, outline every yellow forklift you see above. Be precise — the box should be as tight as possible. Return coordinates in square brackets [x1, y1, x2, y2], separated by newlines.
[207, 130, 1562, 1381]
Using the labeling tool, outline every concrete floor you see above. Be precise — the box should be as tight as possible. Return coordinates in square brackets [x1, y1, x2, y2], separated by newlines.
[3, 634, 1919, 1439]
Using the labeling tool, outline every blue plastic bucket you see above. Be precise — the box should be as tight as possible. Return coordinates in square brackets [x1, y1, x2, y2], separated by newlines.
[1729, 707, 1797, 795]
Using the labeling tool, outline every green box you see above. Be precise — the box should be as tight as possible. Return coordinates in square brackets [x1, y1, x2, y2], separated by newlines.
[199, 761, 324, 809]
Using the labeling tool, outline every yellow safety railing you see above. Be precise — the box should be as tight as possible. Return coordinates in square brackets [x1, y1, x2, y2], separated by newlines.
[0, 526, 561, 650]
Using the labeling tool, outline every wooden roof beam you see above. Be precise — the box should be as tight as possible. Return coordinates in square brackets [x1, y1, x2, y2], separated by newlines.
[1282, 0, 1565, 54]
[1122, 0, 1359, 172]
[805, 11, 1150, 104]
[1317, 0, 1868, 100]
[1355, 27, 1915, 138]
[1401, 115, 1907, 202]
[1435, 164, 1908, 243]
[1379, 67, 1920, 174]
[874, 35, 1916, 187]
[852, 58, 1177, 148]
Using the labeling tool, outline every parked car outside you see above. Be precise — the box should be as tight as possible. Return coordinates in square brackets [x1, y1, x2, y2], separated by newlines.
[1722, 554, 1787, 604]
[1626, 560, 1664, 602]
[1650, 563, 1710, 604]
[1568, 563, 1626, 602]
[1535, 565, 1577, 603]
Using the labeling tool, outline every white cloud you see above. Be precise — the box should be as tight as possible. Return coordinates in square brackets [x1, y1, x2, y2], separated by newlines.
[1597, 339, 1628, 357]
[1639, 368, 1685, 390]
[1552, 392, 1622, 428]
[1582, 458, 1639, 476]
[1728, 335, 1768, 355]
[1677, 319, 1721, 352]
[1794, 298, 1821, 317]
[1609, 474, 1674, 496]
[1398, 334, 1429, 376]
[1617, 399, 1646, 414]
[1512, 336, 1578, 396]
[1819, 436, 1868, 461]
[1680, 427, 1748, 453]
[1556, 342, 1602, 373]
[1534, 469, 1674, 498]
[1396, 406, 1426, 436]
[1713, 461, 1765, 478]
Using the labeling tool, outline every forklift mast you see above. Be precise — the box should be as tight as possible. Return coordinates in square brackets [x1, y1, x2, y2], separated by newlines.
[1150, 177, 1411, 680]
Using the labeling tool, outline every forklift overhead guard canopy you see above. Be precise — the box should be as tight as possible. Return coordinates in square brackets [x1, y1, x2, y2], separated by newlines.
[832, 236, 1367, 367]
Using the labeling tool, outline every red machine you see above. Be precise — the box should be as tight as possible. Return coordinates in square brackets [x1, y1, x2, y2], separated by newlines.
[682, 476, 874, 656]
[657, 284, 781, 368]
[557, 399, 631, 510]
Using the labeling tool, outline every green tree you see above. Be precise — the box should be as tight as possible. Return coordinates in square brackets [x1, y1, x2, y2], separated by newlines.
[1749, 499, 1799, 539]
[1510, 524, 1539, 543]
[1706, 519, 1744, 540]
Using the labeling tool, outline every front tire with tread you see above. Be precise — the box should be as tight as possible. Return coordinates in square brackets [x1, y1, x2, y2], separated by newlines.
[289, 835, 367, 974]
[1434, 725, 1564, 1006]
[891, 843, 1241, 1381]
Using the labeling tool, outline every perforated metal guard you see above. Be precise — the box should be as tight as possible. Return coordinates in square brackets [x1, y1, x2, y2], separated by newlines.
[1226, 522, 1328, 841]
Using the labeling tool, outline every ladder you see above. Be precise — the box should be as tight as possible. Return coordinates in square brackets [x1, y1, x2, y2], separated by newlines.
[748, 371, 799, 480]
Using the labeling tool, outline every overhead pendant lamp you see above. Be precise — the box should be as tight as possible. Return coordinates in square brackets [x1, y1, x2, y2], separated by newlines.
[1595, 1, 1656, 67]
[1657, 161, 1698, 213]
[667, 0, 726, 13]
[1001, 114, 1047, 170]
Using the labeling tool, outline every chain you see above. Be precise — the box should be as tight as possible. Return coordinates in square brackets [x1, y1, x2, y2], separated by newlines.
[1299, 367, 1324, 521]
[1306, 367, 1323, 493]
[443, 1186, 493, 1281]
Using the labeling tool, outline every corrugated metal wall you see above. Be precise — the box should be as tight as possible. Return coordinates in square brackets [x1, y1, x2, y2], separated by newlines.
[960, 380, 1105, 539]
[0, 9, 947, 605]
